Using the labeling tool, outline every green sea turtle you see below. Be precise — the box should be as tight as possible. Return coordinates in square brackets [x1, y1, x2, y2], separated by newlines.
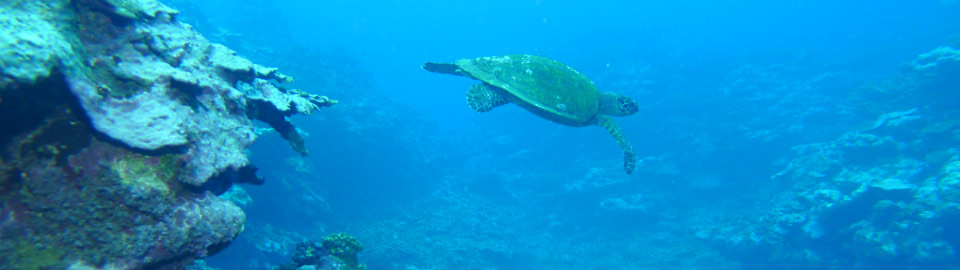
[423, 54, 638, 174]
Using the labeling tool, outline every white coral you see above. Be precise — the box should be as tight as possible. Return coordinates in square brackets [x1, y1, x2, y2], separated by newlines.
[0, 1, 74, 87]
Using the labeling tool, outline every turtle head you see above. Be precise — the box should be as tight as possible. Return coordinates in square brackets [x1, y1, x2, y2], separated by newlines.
[599, 92, 638, 116]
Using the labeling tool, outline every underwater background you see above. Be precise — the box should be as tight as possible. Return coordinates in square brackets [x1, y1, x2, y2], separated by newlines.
[179, 0, 960, 269]
[1, 0, 959, 269]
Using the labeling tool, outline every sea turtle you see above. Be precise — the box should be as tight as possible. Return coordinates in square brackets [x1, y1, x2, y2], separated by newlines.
[423, 54, 638, 174]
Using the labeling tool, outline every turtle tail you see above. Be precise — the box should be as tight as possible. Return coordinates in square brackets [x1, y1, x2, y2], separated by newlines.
[596, 115, 636, 174]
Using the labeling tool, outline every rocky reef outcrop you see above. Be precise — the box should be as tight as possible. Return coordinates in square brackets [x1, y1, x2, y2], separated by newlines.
[270, 233, 366, 270]
[696, 46, 960, 270]
[0, 0, 335, 268]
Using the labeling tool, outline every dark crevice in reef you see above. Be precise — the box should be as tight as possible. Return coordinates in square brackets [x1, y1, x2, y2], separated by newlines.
[169, 77, 207, 110]
[188, 164, 265, 195]
[0, 70, 91, 163]
[217, 67, 256, 86]
[0, 168, 22, 198]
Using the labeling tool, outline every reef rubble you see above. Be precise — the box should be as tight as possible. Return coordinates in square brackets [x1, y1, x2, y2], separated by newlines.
[0, 0, 335, 268]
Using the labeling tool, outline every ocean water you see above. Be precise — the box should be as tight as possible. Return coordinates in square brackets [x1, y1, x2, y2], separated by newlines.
[158, 0, 960, 269]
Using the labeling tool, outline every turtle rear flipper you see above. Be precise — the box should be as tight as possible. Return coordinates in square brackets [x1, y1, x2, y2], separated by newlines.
[467, 83, 510, 112]
[423, 62, 461, 75]
[595, 115, 636, 174]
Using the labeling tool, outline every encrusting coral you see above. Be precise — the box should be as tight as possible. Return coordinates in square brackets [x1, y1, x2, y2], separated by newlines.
[0, 0, 335, 268]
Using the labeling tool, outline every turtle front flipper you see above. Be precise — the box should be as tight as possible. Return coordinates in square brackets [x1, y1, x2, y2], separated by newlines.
[595, 115, 636, 174]
[467, 83, 510, 112]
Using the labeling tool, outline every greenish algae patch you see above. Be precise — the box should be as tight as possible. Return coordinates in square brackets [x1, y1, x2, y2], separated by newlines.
[1, 239, 67, 270]
[110, 154, 182, 197]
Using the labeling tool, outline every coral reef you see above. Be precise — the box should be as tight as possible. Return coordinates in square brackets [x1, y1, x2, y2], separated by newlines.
[904, 46, 960, 111]
[908, 46, 960, 71]
[700, 135, 958, 268]
[273, 234, 366, 270]
[696, 47, 960, 269]
[0, 0, 334, 268]
[2, 0, 335, 186]
[185, 260, 221, 270]
[321, 233, 366, 270]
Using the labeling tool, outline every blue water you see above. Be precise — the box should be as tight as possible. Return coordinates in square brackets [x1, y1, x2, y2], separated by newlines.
[167, 0, 960, 269]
